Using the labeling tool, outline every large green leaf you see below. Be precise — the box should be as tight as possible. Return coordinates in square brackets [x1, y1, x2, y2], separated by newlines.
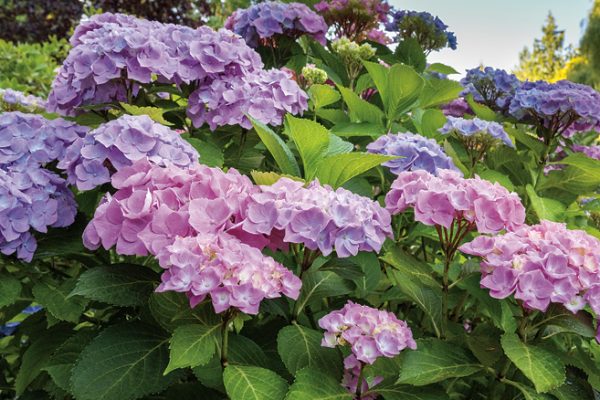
[277, 324, 342, 376]
[397, 339, 481, 386]
[33, 279, 87, 323]
[249, 117, 300, 177]
[223, 365, 288, 400]
[526, 184, 566, 222]
[381, 246, 440, 288]
[394, 38, 427, 72]
[120, 103, 173, 126]
[501, 333, 566, 393]
[149, 292, 220, 331]
[386, 64, 425, 119]
[337, 85, 385, 125]
[412, 108, 446, 139]
[285, 368, 353, 400]
[71, 322, 176, 400]
[15, 326, 72, 395]
[326, 134, 354, 156]
[70, 264, 159, 307]
[184, 137, 223, 167]
[284, 115, 330, 179]
[330, 122, 383, 137]
[164, 324, 221, 374]
[308, 84, 341, 110]
[314, 152, 395, 188]
[464, 94, 497, 121]
[375, 383, 449, 400]
[503, 379, 554, 400]
[295, 270, 354, 315]
[0, 273, 21, 308]
[418, 78, 463, 109]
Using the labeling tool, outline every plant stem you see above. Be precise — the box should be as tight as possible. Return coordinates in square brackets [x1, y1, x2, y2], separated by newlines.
[355, 362, 365, 399]
[220, 310, 234, 368]
[441, 256, 451, 338]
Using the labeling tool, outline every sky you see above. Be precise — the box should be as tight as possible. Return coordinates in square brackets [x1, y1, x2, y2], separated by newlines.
[389, 0, 594, 75]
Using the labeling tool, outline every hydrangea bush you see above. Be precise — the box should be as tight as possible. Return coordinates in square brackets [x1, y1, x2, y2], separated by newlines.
[2, 6, 600, 400]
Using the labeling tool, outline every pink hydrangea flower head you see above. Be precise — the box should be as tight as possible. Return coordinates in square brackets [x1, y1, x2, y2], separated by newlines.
[385, 169, 525, 234]
[242, 177, 393, 258]
[318, 301, 416, 364]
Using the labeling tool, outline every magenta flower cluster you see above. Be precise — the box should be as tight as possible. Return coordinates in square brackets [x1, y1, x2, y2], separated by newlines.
[83, 159, 300, 313]
[460, 221, 600, 318]
[0, 112, 86, 261]
[366, 132, 459, 175]
[440, 116, 514, 148]
[224, 1, 327, 48]
[47, 13, 307, 130]
[509, 80, 600, 136]
[156, 233, 301, 315]
[385, 169, 525, 234]
[58, 115, 198, 190]
[242, 177, 393, 258]
[319, 301, 416, 364]
[0, 88, 46, 112]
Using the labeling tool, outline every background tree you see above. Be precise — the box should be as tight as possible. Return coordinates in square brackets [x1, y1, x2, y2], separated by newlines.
[570, 0, 600, 88]
[514, 12, 573, 82]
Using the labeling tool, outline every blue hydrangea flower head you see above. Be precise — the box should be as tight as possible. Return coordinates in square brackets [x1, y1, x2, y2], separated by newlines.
[386, 10, 457, 52]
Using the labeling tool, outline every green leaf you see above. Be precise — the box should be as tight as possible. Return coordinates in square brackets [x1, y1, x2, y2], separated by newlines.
[427, 63, 459, 75]
[251, 171, 305, 186]
[33, 279, 87, 323]
[316, 108, 349, 124]
[337, 85, 385, 125]
[526, 184, 566, 222]
[413, 108, 446, 139]
[542, 309, 596, 338]
[149, 292, 220, 331]
[502, 379, 554, 400]
[499, 300, 518, 333]
[308, 84, 341, 110]
[120, 103, 173, 126]
[501, 333, 566, 393]
[330, 122, 384, 137]
[381, 246, 440, 288]
[386, 64, 425, 120]
[70, 264, 159, 307]
[249, 117, 301, 177]
[277, 324, 342, 376]
[285, 367, 353, 400]
[466, 324, 503, 367]
[184, 137, 223, 167]
[223, 365, 288, 400]
[418, 78, 463, 109]
[327, 134, 354, 156]
[314, 152, 395, 188]
[0, 273, 21, 308]
[295, 270, 354, 315]
[465, 94, 497, 121]
[164, 324, 221, 374]
[228, 335, 270, 368]
[71, 322, 175, 400]
[284, 115, 330, 179]
[394, 38, 427, 72]
[375, 383, 449, 400]
[478, 169, 515, 191]
[397, 339, 481, 386]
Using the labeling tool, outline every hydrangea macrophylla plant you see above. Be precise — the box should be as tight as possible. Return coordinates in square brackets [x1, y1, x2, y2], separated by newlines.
[366, 132, 459, 175]
[509, 80, 600, 144]
[314, 0, 390, 43]
[439, 116, 514, 169]
[319, 301, 416, 398]
[224, 1, 327, 48]
[82, 159, 267, 256]
[331, 37, 376, 89]
[242, 177, 393, 259]
[460, 67, 521, 113]
[386, 10, 457, 53]
[57, 115, 199, 190]
[0, 88, 46, 112]
[155, 233, 301, 314]
[460, 220, 600, 340]
[47, 12, 307, 131]
[441, 97, 473, 117]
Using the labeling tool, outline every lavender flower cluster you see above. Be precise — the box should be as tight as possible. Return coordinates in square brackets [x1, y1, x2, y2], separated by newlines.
[440, 116, 513, 147]
[386, 10, 457, 52]
[460, 67, 521, 113]
[442, 98, 473, 118]
[58, 115, 198, 190]
[572, 144, 600, 160]
[0, 88, 46, 112]
[224, 1, 327, 48]
[47, 13, 307, 130]
[366, 132, 459, 175]
[460, 221, 600, 327]
[242, 177, 393, 258]
[0, 112, 86, 261]
[509, 80, 600, 137]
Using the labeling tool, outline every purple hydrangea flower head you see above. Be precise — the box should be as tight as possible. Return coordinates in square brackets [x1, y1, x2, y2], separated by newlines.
[386, 169, 525, 234]
[366, 132, 459, 175]
[442, 97, 473, 118]
[386, 10, 457, 52]
[224, 1, 327, 48]
[0, 112, 88, 167]
[319, 301, 416, 365]
[460, 221, 600, 335]
[572, 144, 600, 160]
[57, 115, 199, 190]
[0, 88, 47, 112]
[460, 67, 521, 113]
[440, 116, 513, 146]
[47, 13, 307, 130]
[242, 177, 393, 258]
[509, 80, 600, 138]
[314, 0, 390, 43]
[155, 233, 301, 314]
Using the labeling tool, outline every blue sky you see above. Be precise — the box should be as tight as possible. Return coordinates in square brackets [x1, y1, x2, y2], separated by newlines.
[389, 0, 594, 75]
